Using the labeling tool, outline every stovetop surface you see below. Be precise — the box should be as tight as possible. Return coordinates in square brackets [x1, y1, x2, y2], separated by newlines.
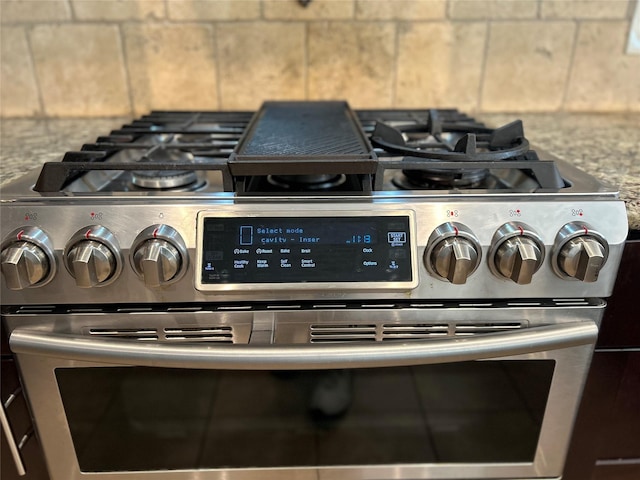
[0, 101, 617, 200]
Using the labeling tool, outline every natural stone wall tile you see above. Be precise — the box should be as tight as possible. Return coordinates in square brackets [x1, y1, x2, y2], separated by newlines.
[396, 22, 486, 110]
[264, 0, 354, 20]
[217, 22, 305, 109]
[0, 0, 70, 23]
[167, 0, 261, 21]
[481, 22, 575, 112]
[123, 24, 218, 114]
[30, 25, 130, 116]
[71, 0, 165, 21]
[449, 0, 538, 19]
[308, 22, 394, 108]
[355, 0, 446, 20]
[0, 27, 41, 116]
[566, 21, 640, 111]
[541, 0, 630, 19]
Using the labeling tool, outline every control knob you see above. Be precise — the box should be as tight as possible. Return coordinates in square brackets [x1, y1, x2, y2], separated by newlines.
[131, 225, 188, 287]
[1, 227, 56, 290]
[65, 226, 122, 288]
[490, 223, 545, 285]
[553, 222, 608, 282]
[425, 223, 481, 284]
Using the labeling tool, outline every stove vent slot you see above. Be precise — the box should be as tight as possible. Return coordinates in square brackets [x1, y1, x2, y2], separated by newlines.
[88, 326, 234, 343]
[163, 326, 233, 343]
[310, 324, 376, 343]
[382, 323, 449, 341]
[454, 322, 522, 336]
[89, 328, 158, 341]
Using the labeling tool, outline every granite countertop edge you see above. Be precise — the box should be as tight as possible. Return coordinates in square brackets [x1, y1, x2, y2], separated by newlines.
[1, 113, 639, 231]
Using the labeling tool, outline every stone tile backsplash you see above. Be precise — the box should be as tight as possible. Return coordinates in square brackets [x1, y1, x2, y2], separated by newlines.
[0, 0, 638, 116]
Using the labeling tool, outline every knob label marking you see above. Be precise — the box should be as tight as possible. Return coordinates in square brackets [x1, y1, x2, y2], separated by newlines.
[16, 230, 24, 241]
[571, 209, 584, 217]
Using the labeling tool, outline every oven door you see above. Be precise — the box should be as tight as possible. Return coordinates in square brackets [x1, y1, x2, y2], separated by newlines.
[6, 305, 599, 480]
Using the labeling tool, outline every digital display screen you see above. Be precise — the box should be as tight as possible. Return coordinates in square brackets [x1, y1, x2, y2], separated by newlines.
[199, 216, 413, 284]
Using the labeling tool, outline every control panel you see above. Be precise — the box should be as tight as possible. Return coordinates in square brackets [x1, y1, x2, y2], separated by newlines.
[0, 200, 628, 303]
[195, 212, 416, 290]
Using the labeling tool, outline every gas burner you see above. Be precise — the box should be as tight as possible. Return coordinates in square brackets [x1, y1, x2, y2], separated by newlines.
[393, 167, 489, 190]
[267, 174, 347, 191]
[130, 169, 205, 191]
[130, 147, 206, 191]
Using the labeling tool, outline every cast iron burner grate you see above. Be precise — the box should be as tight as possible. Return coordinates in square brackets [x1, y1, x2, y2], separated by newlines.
[368, 109, 556, 189]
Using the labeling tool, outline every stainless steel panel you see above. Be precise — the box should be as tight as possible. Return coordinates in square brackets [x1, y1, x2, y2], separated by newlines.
[0, 198, 628, 304]
[6, 304, 600, 480]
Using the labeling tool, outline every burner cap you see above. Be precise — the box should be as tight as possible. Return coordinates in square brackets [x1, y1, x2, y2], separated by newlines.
[131, 170, 204, 190]
[130, 148, 206, 190]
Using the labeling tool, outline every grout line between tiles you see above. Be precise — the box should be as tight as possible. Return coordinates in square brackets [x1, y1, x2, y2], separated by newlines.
[391, 21, 400, 107]
[560, 20, 581, 112]
[476, 21, 492, 112]
[117, 24, 135, 117]
[304, 22, 309, 100]
[212, 22, 223, 109]
[23, 26, 46, 117]
[66, 0, 76, 21]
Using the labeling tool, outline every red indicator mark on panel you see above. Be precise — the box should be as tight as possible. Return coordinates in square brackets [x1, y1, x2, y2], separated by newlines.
[17, 230, 24, 241]
[583, 226, 589, 235]
[518, 226, 524, 236]
[85, 229, 92, 239]
[153, 228, 159, 238]
[453, 226, 459, 236]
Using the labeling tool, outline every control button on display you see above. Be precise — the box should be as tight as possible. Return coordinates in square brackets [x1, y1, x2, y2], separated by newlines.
[388, 232, 407, 246]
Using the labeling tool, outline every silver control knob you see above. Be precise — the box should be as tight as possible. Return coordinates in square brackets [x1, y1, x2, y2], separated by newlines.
[64, 226, 122, 288]
[553, 222, 609, 282]
[1, 227, 56, 290]
[490, 223, 545, 285]
[133, 239, 181, 287]
[2, 242, 49, 290]
[67, 241, 116, 288]
[130, 225, 188, 287]
[425, 223, 481, 284]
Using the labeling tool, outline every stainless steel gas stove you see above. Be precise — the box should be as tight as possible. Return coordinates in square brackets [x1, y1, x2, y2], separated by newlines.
[0, 102, 629, 480]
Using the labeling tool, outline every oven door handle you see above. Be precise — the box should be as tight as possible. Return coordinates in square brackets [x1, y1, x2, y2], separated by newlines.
[10, 322, 597, 370]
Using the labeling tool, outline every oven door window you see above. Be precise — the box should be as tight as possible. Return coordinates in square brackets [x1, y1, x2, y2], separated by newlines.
[56, 361, 554, 472]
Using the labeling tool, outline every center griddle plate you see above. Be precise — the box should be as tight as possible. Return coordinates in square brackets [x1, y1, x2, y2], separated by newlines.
[229, 101, 378, 176]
